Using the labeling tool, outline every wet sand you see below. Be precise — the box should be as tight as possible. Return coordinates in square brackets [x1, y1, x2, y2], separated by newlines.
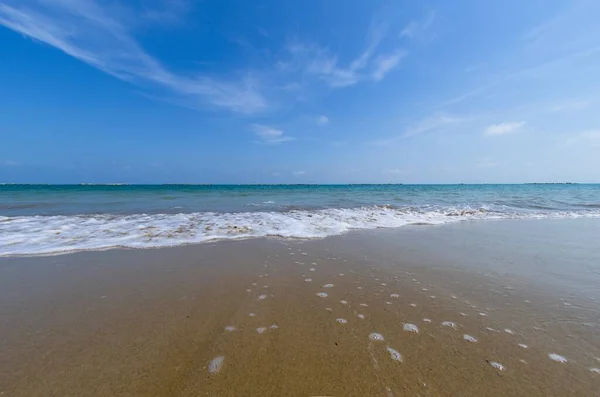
[1, 220, 599, 396]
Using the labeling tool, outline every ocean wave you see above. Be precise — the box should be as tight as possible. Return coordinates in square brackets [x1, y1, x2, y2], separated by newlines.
[1, 205, 600, 257]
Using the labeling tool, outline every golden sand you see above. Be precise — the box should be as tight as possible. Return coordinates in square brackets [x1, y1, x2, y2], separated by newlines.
[0, 236, 598, 396]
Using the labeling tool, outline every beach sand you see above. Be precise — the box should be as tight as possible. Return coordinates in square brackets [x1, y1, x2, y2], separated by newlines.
[1, 220, 599, 396]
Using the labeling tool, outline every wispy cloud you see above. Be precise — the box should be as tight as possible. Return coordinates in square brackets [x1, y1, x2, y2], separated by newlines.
[0, 1, 267, 114]
[372, 51, 406, 81]
[476, 157, 499, 168]
[565, 130, 600, 146]
[550, 99, 591, 112]
[0, 159, 19, 166]
[253, 124, 294, 144]
[373, 113, 466, 145]
[292, 171, 306, 176]
[316, 115, 330, 125]
[484, 121, 525, 136]
[282, 11, 405, 88]
[400, 10, 436, 39]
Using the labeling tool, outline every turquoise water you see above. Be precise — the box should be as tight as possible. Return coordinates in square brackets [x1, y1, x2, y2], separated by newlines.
[2, 184, 600, 256]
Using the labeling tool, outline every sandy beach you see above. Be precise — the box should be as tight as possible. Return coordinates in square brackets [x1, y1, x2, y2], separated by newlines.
[1, 220, 599, 396]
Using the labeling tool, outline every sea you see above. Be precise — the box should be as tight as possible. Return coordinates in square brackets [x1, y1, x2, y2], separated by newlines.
[2, 184, 600, 256]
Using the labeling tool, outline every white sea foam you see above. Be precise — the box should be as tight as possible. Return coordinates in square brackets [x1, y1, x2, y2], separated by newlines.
[316, 292, 328, 298]
[403, 323, 419, 333]
[386, 346, 403, 362]
[442, 321, 456, 329]
[548, 353, 567, 363]
[463, 334, 477, 342]
[490, 361, 505, 371]
[5, 204, 595, 256]
[369, 332, 385, 341]
[208, 356, 225, 374]
[336, 318, 348, 324]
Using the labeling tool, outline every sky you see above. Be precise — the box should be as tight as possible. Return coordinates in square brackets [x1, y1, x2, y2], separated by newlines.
[1, 0, 599, 184]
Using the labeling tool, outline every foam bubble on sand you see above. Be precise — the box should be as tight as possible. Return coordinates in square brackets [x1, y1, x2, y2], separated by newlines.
[323, 284, 334, 288]
[208, 356, 225, 374]
[519, 359, 527, 364]
[325, 307, 332, 311]
[317, 292, 328, 298]
[548, 353, 567, 363]
[386, 347, 403, 362]
[429, 296, 436, 299]
[518, 343, 528, 349]
[486, 327, 499, 333]
[381, 283, 387, 286]
[252, 283, 257, 286]
[369, 332, 385, 341]
[478, 312, 488, 316]
[338, 273, 345, 276]
[309, 268, 316, 272]
[224, 326, 236, 332]
[385, 301, 392, 305]
[410, 303, 417, 307]
[258, 294, 267, 301]
[403, 323, 419, 333]
[504, 328, 515, 335]
[490, 362, 505, 371]
[422, 288, 428, 291]
[270, 324, 279, 329]
[340, 300, 348, 305]
[256, 327, 267, 334]
[301, 253, 307, 255]
[390, 293, 399, 298]
[358, 314, 365, 319]
[590, 368, 600, 374]
[463, 334, 477, 342]
[336, 318, 348, 324]
[357, 286, 364, 290]
[249, 313, 256, 317]
[360, 303, 368, 307]
[460, 313, 467, 317]
[246, 289, 251, 292]
[442, 321, 456, 329]
[305, 278, 312, 282]
[423, 318, 432, 323]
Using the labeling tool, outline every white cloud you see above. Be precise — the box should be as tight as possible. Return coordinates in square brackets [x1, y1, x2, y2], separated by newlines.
[316, 115, 330, 125]
[292, 171, 306, 176]
[0, 1, 267, 114]
[373, 113, 467, 145]
[484, 121, 525, 136]
[253, 125, 294, 144]
[372, 51, 406, 81]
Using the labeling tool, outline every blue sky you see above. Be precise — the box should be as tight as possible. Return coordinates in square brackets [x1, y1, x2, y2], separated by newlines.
[1, 0, 599, 184]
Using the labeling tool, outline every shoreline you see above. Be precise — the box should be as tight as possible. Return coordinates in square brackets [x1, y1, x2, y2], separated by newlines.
[1, 220, 599, 395]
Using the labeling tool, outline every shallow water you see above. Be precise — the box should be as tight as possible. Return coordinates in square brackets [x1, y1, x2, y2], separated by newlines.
[2, 184, 600, 256]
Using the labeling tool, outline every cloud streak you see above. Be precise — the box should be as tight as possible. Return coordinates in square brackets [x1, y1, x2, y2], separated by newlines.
[0, 1, 267, 114]
[484, 121, 525, 136]
[253, 125, 294, 144]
